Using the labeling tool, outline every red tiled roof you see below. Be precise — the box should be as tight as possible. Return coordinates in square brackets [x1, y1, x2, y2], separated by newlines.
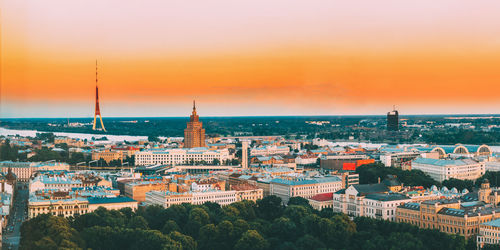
[309, 192, 333, 202]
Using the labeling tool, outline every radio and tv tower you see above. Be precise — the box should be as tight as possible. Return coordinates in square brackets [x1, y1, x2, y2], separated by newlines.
[92, 60, 106, 132]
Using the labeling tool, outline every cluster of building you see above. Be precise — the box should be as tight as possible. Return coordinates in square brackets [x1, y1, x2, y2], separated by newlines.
[27, 171, 137, 219]
[1, 102, 500, 248]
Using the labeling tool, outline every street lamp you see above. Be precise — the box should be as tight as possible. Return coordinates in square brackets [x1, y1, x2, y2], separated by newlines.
[76, 162, 86, 170]
[88, 160, 98, 170]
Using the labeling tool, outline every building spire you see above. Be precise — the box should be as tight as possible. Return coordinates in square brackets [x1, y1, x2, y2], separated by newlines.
[96, 60, 98, 87]
[193, 100, 196, 111]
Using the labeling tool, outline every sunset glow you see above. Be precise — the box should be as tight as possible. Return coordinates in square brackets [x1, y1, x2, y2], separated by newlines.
[1, 0, 500, 117]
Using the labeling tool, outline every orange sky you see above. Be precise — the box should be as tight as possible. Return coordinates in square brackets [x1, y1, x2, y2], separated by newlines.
[1, 0, 500, 117]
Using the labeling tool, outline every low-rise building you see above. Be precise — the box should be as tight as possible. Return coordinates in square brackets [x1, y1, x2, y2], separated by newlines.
[332, 178, 408, 220]
[28, 196, 89, 218]
[87, 196, 138, 212]
[396, 199, 500, 238]
[29, 172, 112, 193]
[231, 183, 263, 202]
[363, 193, 411, 221]
[308, 192, 334, 210]
[320, 155, 372, 171]
[135, 148, 231, 166]
[250, 145, 290, 156]
[92, 150, 124, 163]
[477, 219, 500, 248]
[270, 176, 342, 204]
[0, 161, 34, 181]
[124, 180, 168, 202]
[0, 161, 70, 181]
[411, 158, 485, 182]
[145, 189, 238, 208]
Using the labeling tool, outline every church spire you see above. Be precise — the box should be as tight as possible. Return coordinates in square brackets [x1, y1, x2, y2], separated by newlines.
[193, 100, 196, 111]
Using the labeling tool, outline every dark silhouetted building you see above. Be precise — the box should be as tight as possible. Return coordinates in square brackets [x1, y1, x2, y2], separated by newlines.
[387, 108, 399, 131]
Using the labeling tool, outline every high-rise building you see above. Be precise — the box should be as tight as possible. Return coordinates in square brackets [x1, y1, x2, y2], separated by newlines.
[241, 140, 249, 169]
[387, 107, 399, 131]
[184, 101, 206, 148]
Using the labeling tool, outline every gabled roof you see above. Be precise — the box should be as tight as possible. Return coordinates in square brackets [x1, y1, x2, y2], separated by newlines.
[309, 192, 333, 202]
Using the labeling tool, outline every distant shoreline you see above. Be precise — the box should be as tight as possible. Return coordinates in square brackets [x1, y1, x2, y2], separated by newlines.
[1, 114, 500, 120]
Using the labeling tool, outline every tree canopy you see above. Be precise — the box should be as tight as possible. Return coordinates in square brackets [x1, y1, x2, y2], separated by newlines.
[20, 196, 478, 250]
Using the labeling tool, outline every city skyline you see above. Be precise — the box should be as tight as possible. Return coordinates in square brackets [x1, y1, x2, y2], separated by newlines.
[2, 0, 500, 118]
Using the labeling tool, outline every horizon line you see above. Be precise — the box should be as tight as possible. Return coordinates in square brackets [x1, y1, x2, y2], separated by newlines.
[1, 113, 500, 119]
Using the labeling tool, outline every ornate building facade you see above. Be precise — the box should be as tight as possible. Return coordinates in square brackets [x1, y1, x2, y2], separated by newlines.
[184, 101, 206, 148]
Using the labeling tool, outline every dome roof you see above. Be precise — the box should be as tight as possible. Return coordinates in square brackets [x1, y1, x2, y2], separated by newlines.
[451, 187, 458, 193]
[462, 188, 469, 194]
[441, 186, 449, 192]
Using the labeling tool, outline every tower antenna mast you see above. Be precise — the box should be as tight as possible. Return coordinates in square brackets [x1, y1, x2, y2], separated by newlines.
[92, 60, 106, 132]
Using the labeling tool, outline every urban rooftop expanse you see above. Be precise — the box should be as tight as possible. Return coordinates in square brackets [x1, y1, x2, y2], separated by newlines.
[2, 1, 500, 249]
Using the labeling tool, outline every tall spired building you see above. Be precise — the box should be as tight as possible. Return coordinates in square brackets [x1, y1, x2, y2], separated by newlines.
[92, 60, 106, 132]
[184, 101, 206, 148]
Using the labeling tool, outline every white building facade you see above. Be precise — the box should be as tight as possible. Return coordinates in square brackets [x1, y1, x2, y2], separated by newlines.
[145, 190, 238, 208]
[270, 177, 342, 204]
[250, 145, 290, 156]
[411, 158, 485, 182]
[135, 148, 231, 166]
[332, 185, 410, 221]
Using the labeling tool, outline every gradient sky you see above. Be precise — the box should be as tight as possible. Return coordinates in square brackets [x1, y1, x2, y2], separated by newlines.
[1, 0, 500, 118]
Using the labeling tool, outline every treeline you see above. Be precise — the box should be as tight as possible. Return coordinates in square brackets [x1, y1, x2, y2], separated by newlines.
[422, 129, 500, 145]
[0, 139, 24, 161]
[356, 163, 439, 188]
[20, 196, 478, 250]
[357, 163, 500, 194]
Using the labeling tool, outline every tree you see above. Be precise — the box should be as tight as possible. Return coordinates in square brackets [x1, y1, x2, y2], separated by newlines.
[287, 197, 312, 208]
[215, 220, 234, 249]
[198, 224, 217, 250]
[234, 230, 269, 250]
[356, 163, 439, 188]
[162, 220, 181, 235]
[295, 234, 326, 250]
[20, 214, 84, 249]
[128, 216, 149, 229]
[148, 135, 160, 142]
[185, 207, 210, 237]
[168, 231, 197, 250]
[0, 140, 20, 160]
[21, 191, 477, 250]
[442, 178, 474, 192]
[270, 217, 298, 241]
[256, 195, 283, 220]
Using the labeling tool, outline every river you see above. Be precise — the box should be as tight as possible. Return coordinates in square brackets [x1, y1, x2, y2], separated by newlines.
[1, 127, 499, 152]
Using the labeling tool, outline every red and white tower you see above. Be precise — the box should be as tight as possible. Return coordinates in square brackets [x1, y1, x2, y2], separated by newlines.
[92, 60, 106, 132]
